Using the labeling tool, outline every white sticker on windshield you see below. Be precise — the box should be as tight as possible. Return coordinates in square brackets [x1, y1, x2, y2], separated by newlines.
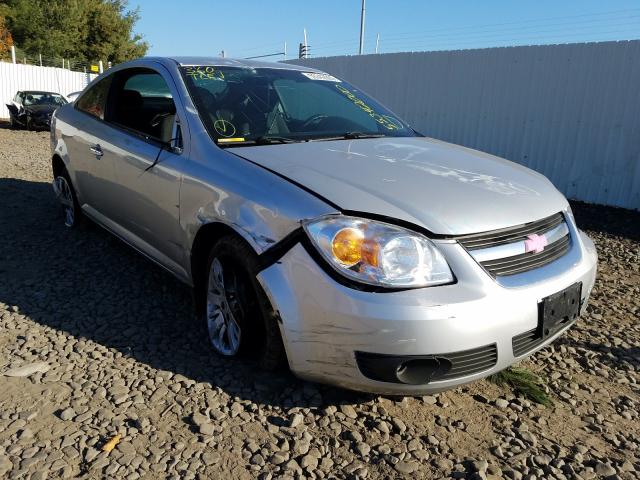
[301, 72, 340, 82]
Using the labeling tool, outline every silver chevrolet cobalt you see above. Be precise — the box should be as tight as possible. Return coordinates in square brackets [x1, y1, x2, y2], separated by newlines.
[50, 57, 597, 394]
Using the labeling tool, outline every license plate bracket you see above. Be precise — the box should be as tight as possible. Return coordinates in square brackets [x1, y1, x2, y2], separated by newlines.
[539, 282, 582, 339]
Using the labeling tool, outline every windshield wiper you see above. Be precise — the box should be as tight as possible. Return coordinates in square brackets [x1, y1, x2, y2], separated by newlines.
[254, 135, 299, 144]
[310, 132, 387, 142]
[343, 132, 386, 139]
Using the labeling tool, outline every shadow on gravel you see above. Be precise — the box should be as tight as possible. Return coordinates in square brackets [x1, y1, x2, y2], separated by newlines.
[569, 200, 640, 242]
[561, 338, 640, 371]
[0, 178, 370, 408]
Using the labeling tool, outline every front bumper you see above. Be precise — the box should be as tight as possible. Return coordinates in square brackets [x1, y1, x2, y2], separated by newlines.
[30, 116, 52, 129]
[257, 223, 598, 395]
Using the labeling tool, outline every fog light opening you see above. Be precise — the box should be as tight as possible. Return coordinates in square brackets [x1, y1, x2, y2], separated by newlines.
[395, 357, 452, 385]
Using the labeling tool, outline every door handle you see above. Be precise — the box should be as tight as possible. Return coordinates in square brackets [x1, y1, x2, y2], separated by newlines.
[89, 144, 103, 158]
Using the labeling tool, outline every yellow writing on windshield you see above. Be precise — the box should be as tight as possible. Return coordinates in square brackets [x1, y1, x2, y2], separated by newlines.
[334, 84, 402, 131]
[185, 66, 225, 81]
[213, 119, 236, 137]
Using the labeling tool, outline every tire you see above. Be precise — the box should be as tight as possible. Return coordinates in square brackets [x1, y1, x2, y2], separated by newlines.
[202, 235, 285, 370]
[52, 169, 82, 228]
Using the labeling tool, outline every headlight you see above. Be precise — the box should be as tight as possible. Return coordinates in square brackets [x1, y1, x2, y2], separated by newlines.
[304, 216, 454, 288]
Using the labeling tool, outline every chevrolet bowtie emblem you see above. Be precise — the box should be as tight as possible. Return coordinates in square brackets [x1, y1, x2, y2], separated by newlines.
[524, 233, 548, 253]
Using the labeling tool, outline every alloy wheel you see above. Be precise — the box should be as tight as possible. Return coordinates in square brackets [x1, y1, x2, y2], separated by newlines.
[206, 258, 242, 355]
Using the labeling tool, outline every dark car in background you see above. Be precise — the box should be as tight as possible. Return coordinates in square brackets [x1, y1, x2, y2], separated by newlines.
[6, 91, 68, 130]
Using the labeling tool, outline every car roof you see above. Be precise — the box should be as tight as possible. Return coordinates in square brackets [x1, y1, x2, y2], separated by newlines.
[145, 56, 324, 73]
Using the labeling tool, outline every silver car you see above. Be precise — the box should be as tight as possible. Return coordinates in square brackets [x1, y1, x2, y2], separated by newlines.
[50, 57, 598, 394]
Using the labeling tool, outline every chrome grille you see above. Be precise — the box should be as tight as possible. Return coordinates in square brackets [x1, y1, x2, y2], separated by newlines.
[457, 213, 571, 277]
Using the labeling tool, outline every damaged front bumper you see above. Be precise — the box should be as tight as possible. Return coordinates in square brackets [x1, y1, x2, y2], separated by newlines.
[257, 225, 597, 395]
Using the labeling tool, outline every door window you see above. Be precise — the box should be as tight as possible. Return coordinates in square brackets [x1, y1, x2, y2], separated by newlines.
[76, 76, 113, 120]
[108, 69, 177, 143]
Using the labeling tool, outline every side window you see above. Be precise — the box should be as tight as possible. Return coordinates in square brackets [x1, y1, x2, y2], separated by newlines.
[109, 69, 177, 143]
[76, 76, 113, 120]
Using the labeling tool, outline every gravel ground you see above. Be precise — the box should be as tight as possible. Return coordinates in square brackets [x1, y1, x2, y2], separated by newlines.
[0, 125, 638, 480]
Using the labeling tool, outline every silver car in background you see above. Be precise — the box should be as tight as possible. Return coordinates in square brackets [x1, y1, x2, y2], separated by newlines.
[50, 57, 597, 394]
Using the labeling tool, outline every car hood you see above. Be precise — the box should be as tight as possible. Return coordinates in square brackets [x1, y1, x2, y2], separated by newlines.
[231, 137, 568, 235]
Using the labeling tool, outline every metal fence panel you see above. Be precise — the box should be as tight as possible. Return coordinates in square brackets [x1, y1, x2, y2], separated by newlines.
[0, 62, 96, 119]
[288, 41, 640, 210]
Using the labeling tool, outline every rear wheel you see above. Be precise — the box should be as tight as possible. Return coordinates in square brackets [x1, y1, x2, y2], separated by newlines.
[52, 170, 81, 228]
[203, 236, 285, 370]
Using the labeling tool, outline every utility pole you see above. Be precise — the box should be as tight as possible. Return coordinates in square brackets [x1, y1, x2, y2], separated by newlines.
[299, 28, 309, 59]
[11, 45, 16, 63]
[39, 53, 42, 66]
[359, 0, 366, 54]
[375, 33, 380, 54]
[304, 28, 308, 53]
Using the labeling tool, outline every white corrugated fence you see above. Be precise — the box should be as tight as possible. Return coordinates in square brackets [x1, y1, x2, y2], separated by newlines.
[0, 62, 96, 119]
[288, 41, 640, 210]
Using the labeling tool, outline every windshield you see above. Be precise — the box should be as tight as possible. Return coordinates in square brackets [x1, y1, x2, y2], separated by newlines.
[180, 66, 417, 145]
[23, 93, 67, 107]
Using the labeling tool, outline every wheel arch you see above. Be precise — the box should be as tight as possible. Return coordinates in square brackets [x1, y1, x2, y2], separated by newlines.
[52, 153, 66, 178]
[190, 222, 258, 307]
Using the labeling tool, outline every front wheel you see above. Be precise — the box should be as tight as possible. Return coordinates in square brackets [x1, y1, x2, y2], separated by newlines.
[203, 236, 285, 370]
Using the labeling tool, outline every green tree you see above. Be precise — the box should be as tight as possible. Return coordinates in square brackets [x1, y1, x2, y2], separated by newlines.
[1, 0, 147, 64]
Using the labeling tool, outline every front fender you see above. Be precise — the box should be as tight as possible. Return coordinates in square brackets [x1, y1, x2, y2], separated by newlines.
[179, 148, 338, 280]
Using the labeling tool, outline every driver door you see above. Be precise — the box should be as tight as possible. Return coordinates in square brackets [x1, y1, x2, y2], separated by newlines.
[99, 66, 189, 278]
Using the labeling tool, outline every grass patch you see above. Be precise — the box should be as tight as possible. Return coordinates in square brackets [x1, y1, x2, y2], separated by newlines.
[490, 367, 553, 407]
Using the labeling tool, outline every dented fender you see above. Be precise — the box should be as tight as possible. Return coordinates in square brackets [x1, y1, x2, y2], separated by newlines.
[178, 143, 337, 278]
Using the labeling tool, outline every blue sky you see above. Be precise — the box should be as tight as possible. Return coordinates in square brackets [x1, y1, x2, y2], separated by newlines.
[133, 0, 640, 59]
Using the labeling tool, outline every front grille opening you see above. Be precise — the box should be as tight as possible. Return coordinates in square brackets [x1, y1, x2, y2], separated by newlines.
[457, 213, 564, 249]
[457, 212, 572, 277]
[481, 235, 570, 276]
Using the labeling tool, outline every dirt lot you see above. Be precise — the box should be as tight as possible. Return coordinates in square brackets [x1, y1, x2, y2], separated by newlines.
[0, 126, 638, 480]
